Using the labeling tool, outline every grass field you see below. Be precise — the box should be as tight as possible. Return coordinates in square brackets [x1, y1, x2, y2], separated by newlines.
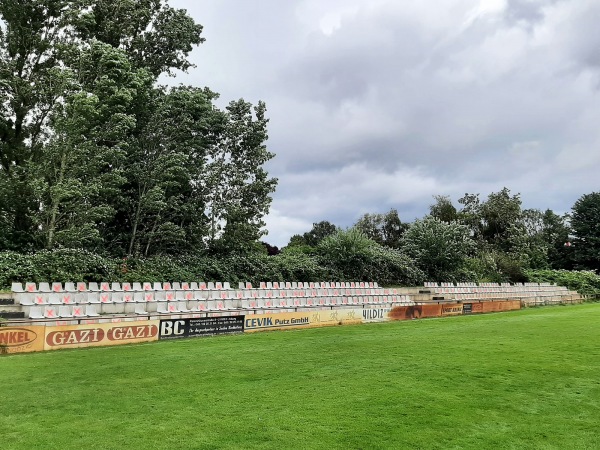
[1, 304, 600, 449]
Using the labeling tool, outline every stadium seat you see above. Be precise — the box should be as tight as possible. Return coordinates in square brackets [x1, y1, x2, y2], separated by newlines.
[28, 306, 44, 319]
[72, 305, 86, 318]
[48, 293, 61, 305]
[44, 306, 58, 319]
[15, 293, 35, 306]
[177, 301, 190, 313]
[134, 304, 147, 315]
[86, 292, 100, 304]
[61, 293, 74, 304]
[11, 282, 24, 292]
[85, 304, 100, 317]
[59, 305, 73, 318]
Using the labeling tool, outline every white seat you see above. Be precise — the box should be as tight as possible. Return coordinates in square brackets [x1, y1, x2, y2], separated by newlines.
[99, 293, 111, 304]
[195, 301, 209, 312]
[100, 282, 111, 291]
[72, 305, 86, 318]
[85, 304, 100, 317]
[132, 282, 143, 291]
[164, 291, 176, 302]
[134, 303, 147, 315]
[15, 293, 35, 306]
[223, 282, 231, 290]
[63, 282, 77, 292]
[112, 293, 124, 303]
[111, 282, 122, 291]
[153, 282, 163, 291]
[44, 306, 58, 319]
[163, 282, 173, 290]
[85, 292, 100, 304]
[76, 282, 87, 292]
[123, 292, 134, 303]
[142, 282, 153, 291]
[48, 293, 61, 305]
[28, 306, 44, 319]
[88, 282, 100, 291]
[177, 301, 190, 313]
[61, 293, 75, 305]
[38, 282, 51, 293]
[58, 305, 73, 318]
[11, 282, 24, 292]
[25, 282, 38, 293]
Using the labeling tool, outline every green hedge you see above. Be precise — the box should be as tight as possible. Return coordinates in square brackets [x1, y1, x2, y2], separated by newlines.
[0, 248, 419, 289]
[526, 269, 600, 296]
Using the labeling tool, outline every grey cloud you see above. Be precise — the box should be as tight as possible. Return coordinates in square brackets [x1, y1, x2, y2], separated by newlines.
[168, 0, 600, 246]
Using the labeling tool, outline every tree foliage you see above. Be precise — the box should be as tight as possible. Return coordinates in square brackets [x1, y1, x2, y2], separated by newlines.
[354, 209, 407, 248]
[571, 192, 600, 271]
[0, 0, 276, 256]
[401, 216, 475, 281]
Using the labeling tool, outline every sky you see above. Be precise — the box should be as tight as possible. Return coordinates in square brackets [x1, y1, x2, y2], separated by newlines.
[167, 0, 600, 248]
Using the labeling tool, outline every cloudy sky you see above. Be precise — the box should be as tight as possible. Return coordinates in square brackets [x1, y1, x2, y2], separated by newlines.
[168, 0, 600, 247]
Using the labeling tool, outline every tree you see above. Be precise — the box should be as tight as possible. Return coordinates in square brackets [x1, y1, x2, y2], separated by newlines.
[0, 0, 205, 251]
[479, 188, 522, 250]
[401, 216, 475, 281]
[354, 209, 407, 248]
[317, 228, 424, 285]
[430, 195, 458, 223]
[292, 221, 338, 247]
[205, 100, 277, 253]
[1, 1, 277, 256]
[571, 192, 600, 270]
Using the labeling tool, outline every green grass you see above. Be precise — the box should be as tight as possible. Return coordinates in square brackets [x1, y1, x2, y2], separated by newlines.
[1, 304, 600, 449]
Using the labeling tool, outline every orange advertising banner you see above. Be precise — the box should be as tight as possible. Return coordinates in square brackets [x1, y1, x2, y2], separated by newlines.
[388, 304, 443, 320]
[480, 300, 521, 313]
[0, 326, 46, 354]
[44, 320, 159, 351]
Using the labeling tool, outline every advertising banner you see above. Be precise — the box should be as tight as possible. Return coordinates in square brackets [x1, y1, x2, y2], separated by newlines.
[441, 304, 464, 316]
[481, 300, 521, 313]
[44, 320, 159, 351]
[159, 316, 245, 340]
[244, 309, 362, 332]
[388, 304, 443, 320]
[0, 326, 46, 354]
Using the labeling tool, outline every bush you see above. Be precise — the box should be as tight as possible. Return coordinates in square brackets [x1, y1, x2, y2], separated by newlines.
[526, 269, 600, 296]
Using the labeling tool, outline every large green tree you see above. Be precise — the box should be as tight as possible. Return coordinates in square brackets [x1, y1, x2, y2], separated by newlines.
[401, 216, 475, 281]
[571, 192, 600, 270]
[354, 209, 407, 248]
[1, 1, 277, 256]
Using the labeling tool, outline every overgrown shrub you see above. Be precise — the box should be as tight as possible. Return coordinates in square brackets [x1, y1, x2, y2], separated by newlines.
[526, 269, 600, 296]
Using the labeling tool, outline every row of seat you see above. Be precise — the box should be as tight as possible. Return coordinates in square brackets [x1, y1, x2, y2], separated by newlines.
[434, 286, 568, 294]
[28, 295, 413, 319]
[425, 282, 560, 288]
[15, 287, 400, 306]
[13, 281, 380, 293]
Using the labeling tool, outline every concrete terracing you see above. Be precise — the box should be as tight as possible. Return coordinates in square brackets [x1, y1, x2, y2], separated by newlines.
[0, 281, 586, 327]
